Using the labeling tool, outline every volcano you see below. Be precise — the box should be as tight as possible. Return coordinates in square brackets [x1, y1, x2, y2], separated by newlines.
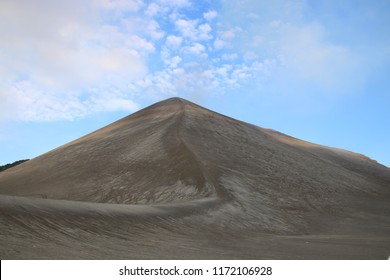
[0, 97, 389, 259]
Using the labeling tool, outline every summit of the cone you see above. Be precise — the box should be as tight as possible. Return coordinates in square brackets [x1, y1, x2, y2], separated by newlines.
[162, 97, 187, 103]
[151, 97, 195, 108]
[128, 97, 208, 120]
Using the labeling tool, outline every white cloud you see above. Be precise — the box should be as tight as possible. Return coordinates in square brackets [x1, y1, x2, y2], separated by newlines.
[127, 35, 156, 53]
[198, 23, 213, 40]
[221, 28, 240, 40]
[9, 81, 86, 121]
[0, 0, 148, 121]
[216, 0, 362, 96]
[175, 18, 199, 39]
[186, 43, 206, 55]
[203, 10, 218, 21]
[244, 51, 258, 61]
[121, 2, 272, 99]
[89, 97, 139, 113]
[166, 35, 183, 49]
[174, 19, 213, 41]
[128, 57, 272, 100]
[273, 23, 360, 91]
[2, 0, 326, 123]
[167, 56, 182, 68]
[212, 27, 241, 50]
[98, 0, 143, 11]
[216, 65, 232, 78]
[145, 20, 165, 40]
[121, 17, 165, 42]
[157, 0, 191, 8]
[214, 39, 226, 49]
[98, 47, 147, 74]
[145, 3, 161, 17]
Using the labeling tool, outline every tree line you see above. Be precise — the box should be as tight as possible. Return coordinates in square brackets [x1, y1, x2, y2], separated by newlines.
[0, 159, 29, 172]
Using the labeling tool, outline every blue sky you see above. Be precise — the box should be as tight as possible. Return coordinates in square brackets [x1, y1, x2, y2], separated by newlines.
[0, 0, 389, 167]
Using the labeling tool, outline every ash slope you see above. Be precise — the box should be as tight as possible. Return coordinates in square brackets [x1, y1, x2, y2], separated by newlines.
[0, 97, 389, 259]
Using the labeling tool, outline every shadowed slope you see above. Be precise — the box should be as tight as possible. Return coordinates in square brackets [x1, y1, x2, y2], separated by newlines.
[0, 97, 390, 259]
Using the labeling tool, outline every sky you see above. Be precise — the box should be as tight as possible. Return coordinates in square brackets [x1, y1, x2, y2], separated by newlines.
[0, 0, 389, 167]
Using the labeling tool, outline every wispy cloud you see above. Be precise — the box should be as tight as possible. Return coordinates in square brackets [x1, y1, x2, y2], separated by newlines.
[0, 0, 272, 121]
[216, 1, 366, 96]
[0, 0, 147, 121]
[203, 10, 218, 21]
[1, 0, 387, 122]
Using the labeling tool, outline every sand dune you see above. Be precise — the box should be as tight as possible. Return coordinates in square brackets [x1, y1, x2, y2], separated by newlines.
[0, 98, 389, 259]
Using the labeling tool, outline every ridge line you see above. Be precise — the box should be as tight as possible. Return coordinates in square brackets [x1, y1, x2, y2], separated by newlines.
[175, 104, 234, 201]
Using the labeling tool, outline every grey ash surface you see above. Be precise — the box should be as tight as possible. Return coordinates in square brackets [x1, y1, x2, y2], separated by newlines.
[0, 98, 389, 259]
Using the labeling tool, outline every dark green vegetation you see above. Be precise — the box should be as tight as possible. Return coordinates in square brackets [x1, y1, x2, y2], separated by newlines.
[0, 160, 29, 172]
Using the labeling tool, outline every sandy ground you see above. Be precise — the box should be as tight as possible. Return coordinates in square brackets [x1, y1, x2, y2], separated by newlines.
[0, 98, 389, 259]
